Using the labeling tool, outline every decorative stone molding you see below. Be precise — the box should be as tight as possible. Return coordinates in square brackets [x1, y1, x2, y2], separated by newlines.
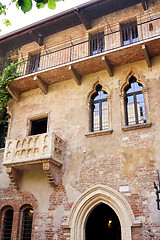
[85, 129, 113, 137]
[120, 69, 148, 92]
[119, 70, 151, 127]
[122, 122, 152, 131]
[68, 185, 141, 240]
[86, 80, 112, 133]
[3, 132, 63, 189]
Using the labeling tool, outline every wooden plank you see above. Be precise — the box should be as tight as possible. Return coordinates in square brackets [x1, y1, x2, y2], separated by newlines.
[102, 56, 113, 77]
[141, 0, 148, 10]
[34, 75, 48, 94]
[6, 85, 20, 102]
[142, 44, 151, 67]
[75, 9, 92, 30]
[29, 30, 43, 46]
[69, 65, 81, 86]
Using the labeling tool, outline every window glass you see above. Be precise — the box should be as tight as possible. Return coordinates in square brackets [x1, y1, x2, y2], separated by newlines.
[136, 94, 146, 124]
[125, 77, 146, 126]
[21, 208, 33, 240]
[121, 21, 139, 46]
[93, 103, 100, 131]
[28, 53, 40, 74]
[91, 84, 108, 132]
[102, 101, 108, 130]
[90, 32, 105, 55]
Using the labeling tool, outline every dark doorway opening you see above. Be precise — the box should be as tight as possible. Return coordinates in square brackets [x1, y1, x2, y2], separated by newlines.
[85, 203, 121, 240]
[0, 109, 8, 148]
[30, 118, 47, 135]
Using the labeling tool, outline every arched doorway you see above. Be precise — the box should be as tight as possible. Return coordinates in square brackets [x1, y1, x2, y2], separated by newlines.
[85, 203, 121, 240]
[68, 185, 141, 240]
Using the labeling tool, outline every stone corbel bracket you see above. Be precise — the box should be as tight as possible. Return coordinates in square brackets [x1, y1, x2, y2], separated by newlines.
[6, 167, 22, 190]
[43, 161, 61, 187]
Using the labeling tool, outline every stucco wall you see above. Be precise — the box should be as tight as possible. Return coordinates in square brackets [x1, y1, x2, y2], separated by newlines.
[2, 56, 159, 239]
[0, 1, 160, 239]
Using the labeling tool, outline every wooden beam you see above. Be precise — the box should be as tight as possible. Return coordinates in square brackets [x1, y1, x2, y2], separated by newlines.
[34, 75, 48, 94]
[102, 56, 113, 77]
[75, 9, 92, 30]
[142, 44, 151, 67]
[29, 30, 43, 46]
[141, 0, 148, 10]
[6, 85, 20, 101]
[69, 65, 81, 86]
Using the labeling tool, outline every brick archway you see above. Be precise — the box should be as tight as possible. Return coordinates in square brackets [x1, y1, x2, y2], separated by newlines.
[68, 185, 141, 240]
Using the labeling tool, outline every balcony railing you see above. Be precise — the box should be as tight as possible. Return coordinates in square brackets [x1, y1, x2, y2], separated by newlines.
[3, 132, 63, 166]
[3, 132, 63, 189]
[16, 9, 160, 77]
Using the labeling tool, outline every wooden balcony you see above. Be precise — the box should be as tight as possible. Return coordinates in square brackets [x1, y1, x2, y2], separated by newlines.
[7, 9, 160, 100]
[3, 132, 63, 189]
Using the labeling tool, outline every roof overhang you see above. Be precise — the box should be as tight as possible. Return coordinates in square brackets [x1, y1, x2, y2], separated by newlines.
[0, 0, 141, 55]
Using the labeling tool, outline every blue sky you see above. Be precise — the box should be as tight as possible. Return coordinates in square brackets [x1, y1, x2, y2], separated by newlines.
[0, 0, 90, 36]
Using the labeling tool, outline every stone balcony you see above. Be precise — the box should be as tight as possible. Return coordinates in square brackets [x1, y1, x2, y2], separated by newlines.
[3, 132, 63, 190]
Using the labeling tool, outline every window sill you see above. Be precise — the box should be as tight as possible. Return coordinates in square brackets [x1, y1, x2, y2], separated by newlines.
[0, 148, 5, 153]
[122, 122, 152, 131]
[85, 129, 113, 137]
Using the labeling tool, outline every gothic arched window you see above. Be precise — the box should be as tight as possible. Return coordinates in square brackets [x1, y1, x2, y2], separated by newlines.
[124, 76, 146, 126]
[91, 84, 108, 132]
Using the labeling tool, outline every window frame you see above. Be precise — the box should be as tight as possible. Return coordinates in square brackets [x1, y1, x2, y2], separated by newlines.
[120, 73, 151, 131]
[21, 207, 33, 240]
[27, 51, 41, 74]
[30, 117, 48, 136]
[26, 113, 49, 136]
[86, 82, 112, 136]
[90, 32, 105, 56]
[91, 87, 108, 132]
[121, 21, 139, 46]
[18, 205, 34, 240]
[1, 206, 14, 240]
[124, 79, 146, 126]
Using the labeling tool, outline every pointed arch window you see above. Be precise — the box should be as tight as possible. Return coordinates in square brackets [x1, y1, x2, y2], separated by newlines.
[124, 76, 146, 126]
[2, 207, 13, 240]
[91, 84, 109, 132]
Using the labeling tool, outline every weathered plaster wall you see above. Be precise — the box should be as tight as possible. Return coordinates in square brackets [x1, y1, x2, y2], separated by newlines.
[2, 56, 160, 239]
[0, 1, 160, 239]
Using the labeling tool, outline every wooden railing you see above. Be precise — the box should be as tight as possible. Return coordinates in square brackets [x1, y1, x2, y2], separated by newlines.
[16, 10, 160, 76]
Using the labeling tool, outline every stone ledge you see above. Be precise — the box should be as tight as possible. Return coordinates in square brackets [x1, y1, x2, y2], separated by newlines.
[132, 219, 142, 227]
[0, 148, 5, 153]
[62, 224, 70, 229]
[85, 129, 113, 137]
[122, 122, 152, 131]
